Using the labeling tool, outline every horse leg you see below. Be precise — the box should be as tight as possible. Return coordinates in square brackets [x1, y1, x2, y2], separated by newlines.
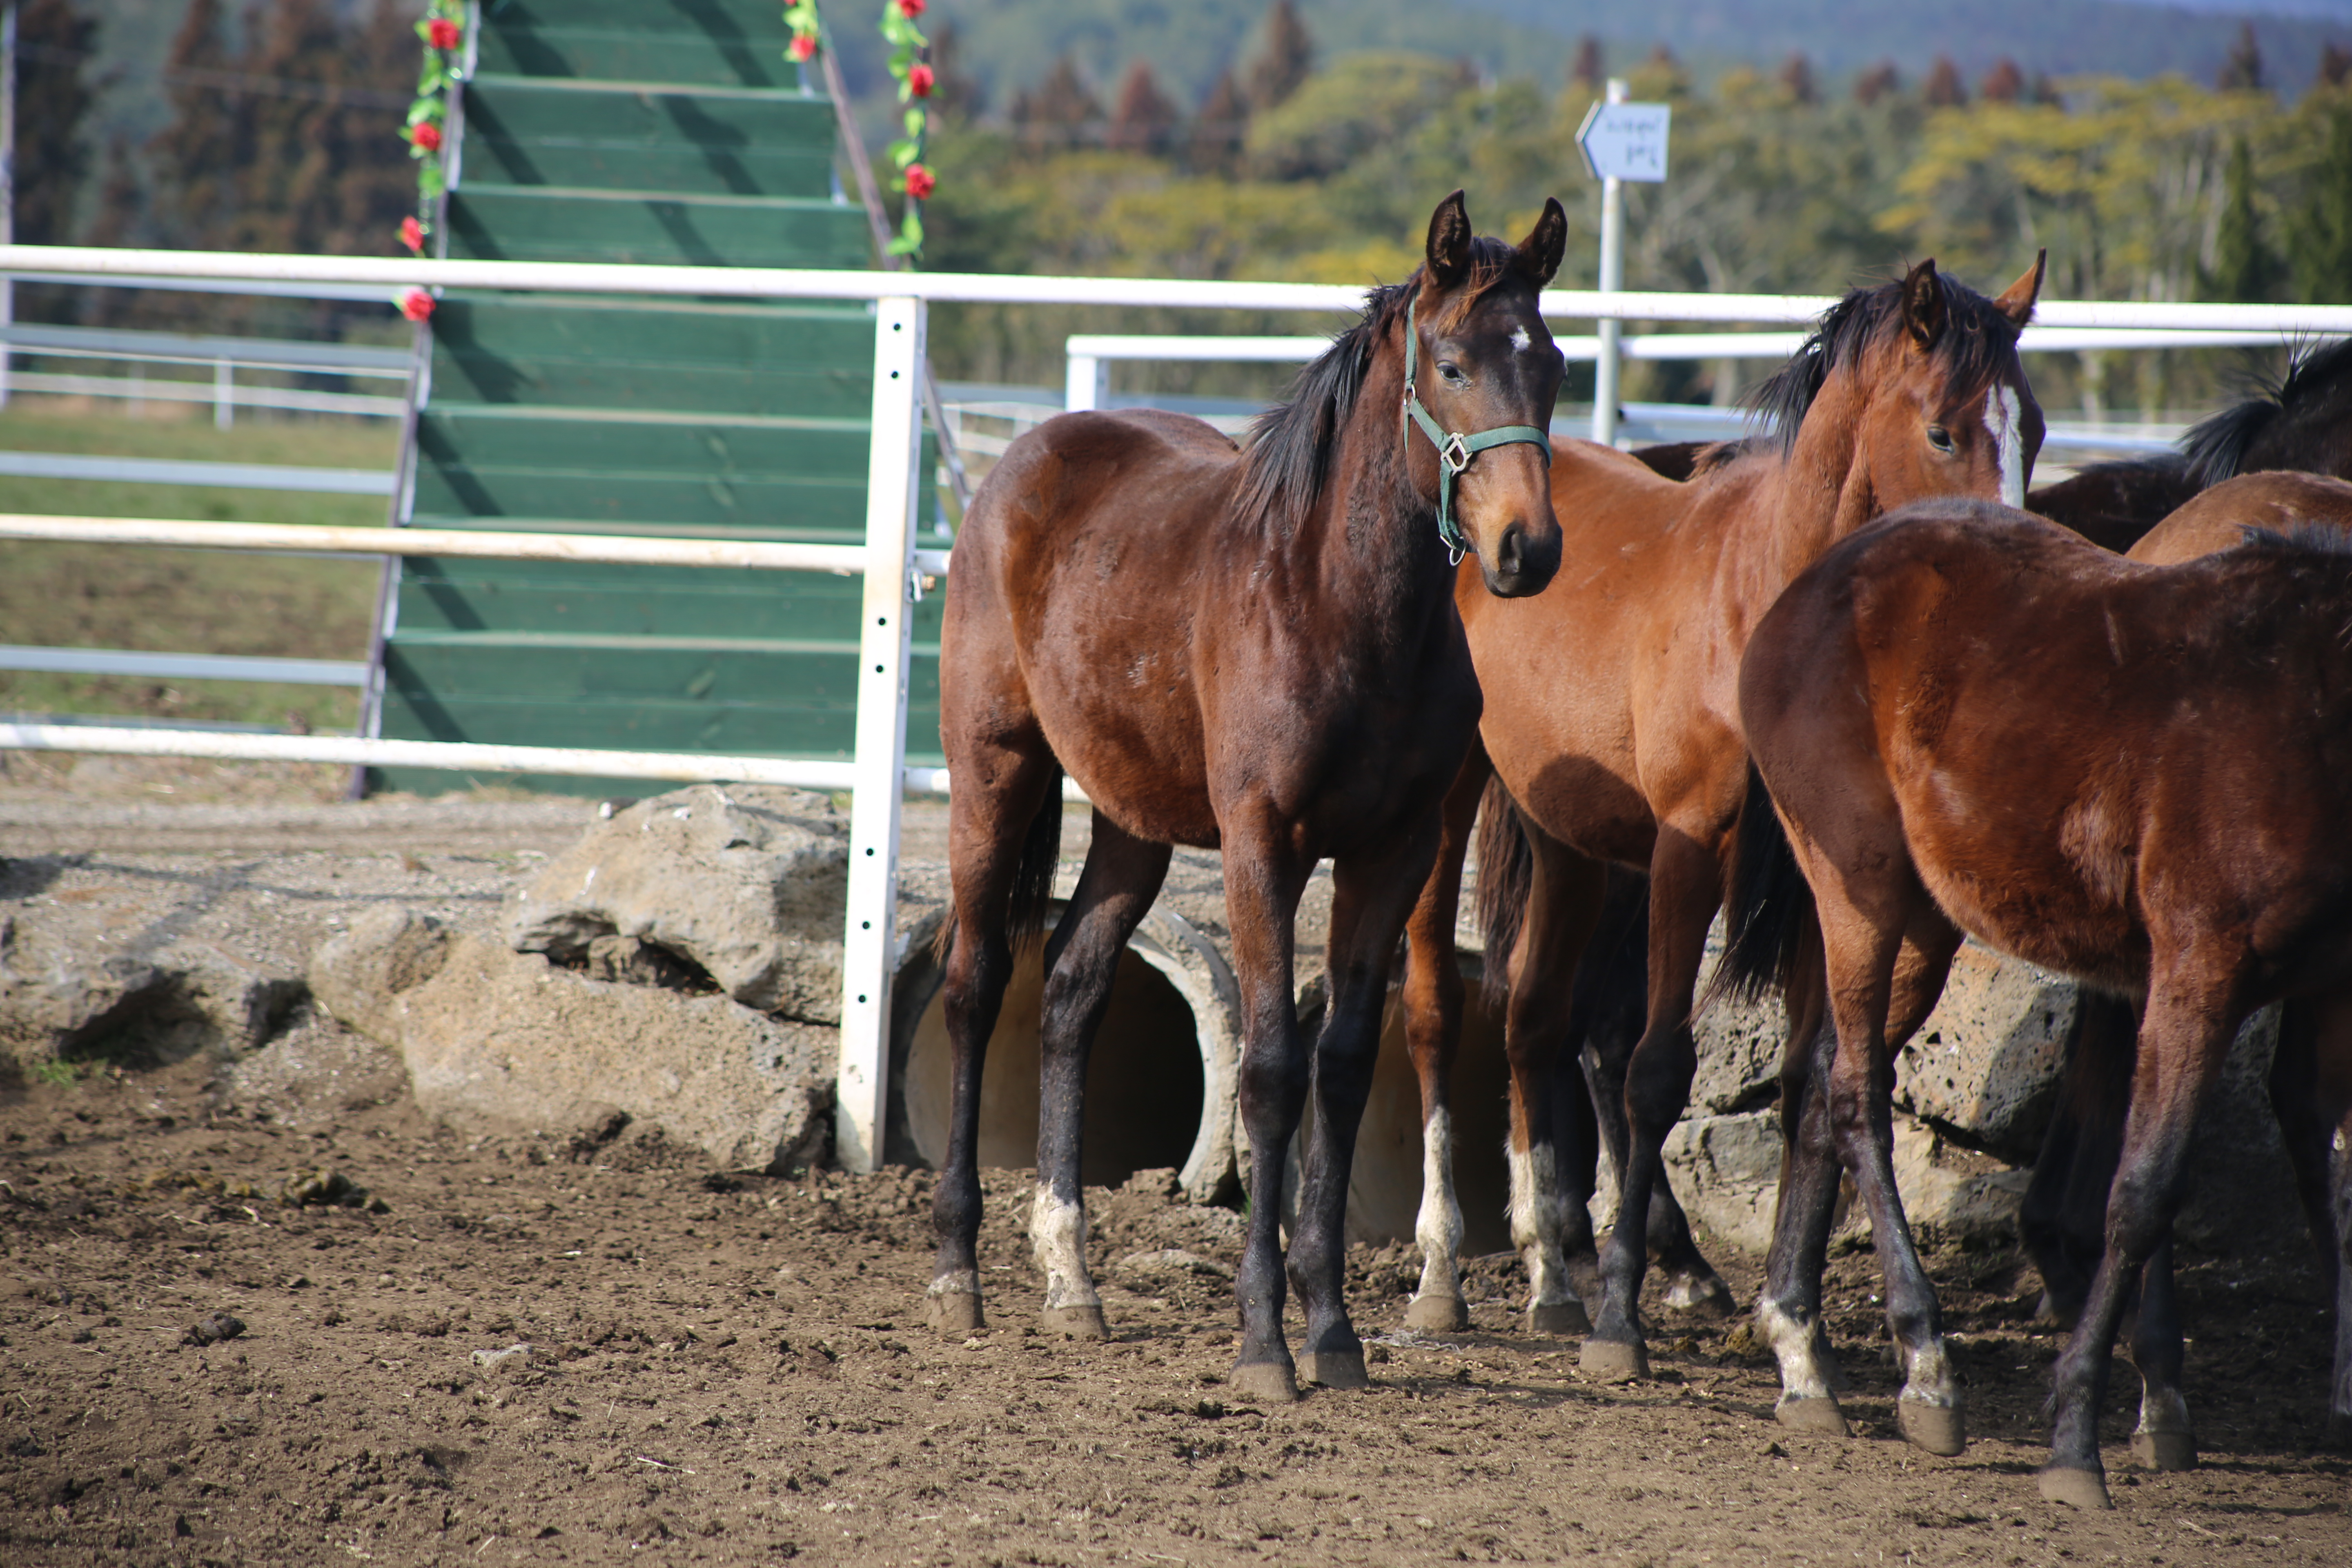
[1758, 942, 1855, 1432]
[2124, 1233, 2194, 1471]
[1399, 750, 1489, 1334]
[1576, 873, 1734, 1317]
[2022, 991, 2138, 1330]
[2278, 987, 2352, 1436]
[1221, 825, 1312, 1402]
[1290, 817, 1448, 1388]
[929, 739, 1061, 1335]
[1502, 828, 1604, 1337]
[1581, 829, 1717, 1383]
[2043, 957, 2243, 1509]
[1028, 813, 1173, 1338]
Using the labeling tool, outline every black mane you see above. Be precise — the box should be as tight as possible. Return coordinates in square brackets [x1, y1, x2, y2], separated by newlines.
[1236, 237, 1527, 535]
[2180, 336, 2352, 487]
[1746, 271, 2024, 458]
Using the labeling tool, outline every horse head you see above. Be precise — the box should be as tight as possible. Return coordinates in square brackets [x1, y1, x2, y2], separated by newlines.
[1760, 254, 2048, 523]
[1404, 190, 1568, 598]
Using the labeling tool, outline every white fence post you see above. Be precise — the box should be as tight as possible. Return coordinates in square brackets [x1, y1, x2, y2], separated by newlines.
[836, 294, 926, 1174]
[1065, 349, 1105, 412]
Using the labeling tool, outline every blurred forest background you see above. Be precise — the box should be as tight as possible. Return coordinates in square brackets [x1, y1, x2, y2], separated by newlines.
[8, 0, 2352, 414]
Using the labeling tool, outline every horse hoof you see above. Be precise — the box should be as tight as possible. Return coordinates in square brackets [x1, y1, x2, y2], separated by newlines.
[1227, 1360, 1299, 1403]
[1528, 1301, 1591, 1337]
[1404, 1293, 1469, 1334]
[1040, 1305, 1109, 1340]
[1898, 1396, 1966, 1457]
[2038, 1467, 2112, 1511]
[1579, 1336, 1648, 1383]
[927, 1290, 983, 1336]
[1300, 1349, 1370, 1390]
[1662, 1278, 1736, 1321]
[1775, 1397, 1849, 1437]
[2131, 1430, 2197, 1472]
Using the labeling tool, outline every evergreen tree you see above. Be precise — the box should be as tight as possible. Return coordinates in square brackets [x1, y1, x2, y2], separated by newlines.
[1980, 59, 2024, 104]
[1923, 56, 1966, 108]
[2217, 21, 2263, 91]
[1186, 68, 1246, 174]
[1243, 0, 1312, 113]
[13, 0, 99, 245]
[2202, 137, 2281, 303]
[1777, 53, 1815, 106]
[1568, 35, 1602, 92]
[926, 21, 982, 123]
[1107, 61, 1178, 154]
[1853, 60, 1898, 107]
[2321, 43, 2350, 88]
[2285, 101, 2352, 303]
[1018, 54, 1102, 153]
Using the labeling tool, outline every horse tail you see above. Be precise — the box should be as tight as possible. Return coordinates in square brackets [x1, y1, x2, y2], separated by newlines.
[1708, 763, 1814, 1008]
[1474, 773, 1534, 1013]
[930, 762, 1065, 963]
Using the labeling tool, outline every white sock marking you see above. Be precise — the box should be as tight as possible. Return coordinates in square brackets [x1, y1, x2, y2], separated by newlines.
[1508, 1141, 1577, 1307]
[1030, 1185, 1099, 1310]
[1414, 1108, 1464, 1302]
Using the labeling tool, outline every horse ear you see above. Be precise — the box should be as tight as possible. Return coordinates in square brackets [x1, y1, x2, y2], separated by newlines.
[1425, 190, 1473, 288]
[1514, 197, 1568, 288]
[1900, 258, 1946, 350]
[1994, 249, 2047, 329]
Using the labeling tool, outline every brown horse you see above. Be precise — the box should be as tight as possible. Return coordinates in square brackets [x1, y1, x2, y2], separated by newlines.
[1729, 496, 2352, 1508]
[931, 193, 1568, 1402]
[2030, 336, 2352, 551]
[1396, 256, 2047, 1379]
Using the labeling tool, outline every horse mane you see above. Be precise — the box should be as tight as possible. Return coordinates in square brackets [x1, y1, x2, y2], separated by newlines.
[2236, 521, 2352, 559]
[1236, 238, 1528, 535]
[1690, 437, 1763, 475]
[1745, 270, 2024, 459]
[2181, 336, 2352, 487]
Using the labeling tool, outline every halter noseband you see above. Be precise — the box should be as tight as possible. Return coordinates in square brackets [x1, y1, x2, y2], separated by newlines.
[1401, 298, 1554, 564]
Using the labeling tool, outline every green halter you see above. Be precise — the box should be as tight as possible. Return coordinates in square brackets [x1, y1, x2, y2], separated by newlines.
[1401, 298, 1554, 564]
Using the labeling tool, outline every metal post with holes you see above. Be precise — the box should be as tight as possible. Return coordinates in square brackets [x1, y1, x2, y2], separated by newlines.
[836, 295, 927, 1173]
[1590, 78, 1628, 447]
[1065, 349, 1106, 412]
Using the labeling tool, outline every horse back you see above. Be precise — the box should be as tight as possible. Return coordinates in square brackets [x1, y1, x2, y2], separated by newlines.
[2128, 471, 2352, 566]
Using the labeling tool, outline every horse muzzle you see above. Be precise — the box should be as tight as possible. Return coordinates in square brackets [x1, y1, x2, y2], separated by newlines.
[1478, 515, 1562, 598]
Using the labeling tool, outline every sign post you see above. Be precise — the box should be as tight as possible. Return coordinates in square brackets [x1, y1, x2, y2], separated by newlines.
[1576, 81, 1670, 446]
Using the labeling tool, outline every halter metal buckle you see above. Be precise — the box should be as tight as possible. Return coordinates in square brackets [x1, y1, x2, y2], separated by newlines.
[1439, 432, 1471, 474]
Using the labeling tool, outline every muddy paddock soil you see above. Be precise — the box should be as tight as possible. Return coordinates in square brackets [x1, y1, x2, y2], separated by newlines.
[0, 771, 2348, 1566]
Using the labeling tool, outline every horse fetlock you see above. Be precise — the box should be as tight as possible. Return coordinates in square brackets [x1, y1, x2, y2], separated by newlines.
[1029, 1185, 1099, 1311]
[1506, 1141, 1559, 1252]
[1757, 1297, 1837, 1403]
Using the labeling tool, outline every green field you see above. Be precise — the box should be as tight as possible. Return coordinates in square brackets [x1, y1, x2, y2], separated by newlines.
[0, 408, 400, 733]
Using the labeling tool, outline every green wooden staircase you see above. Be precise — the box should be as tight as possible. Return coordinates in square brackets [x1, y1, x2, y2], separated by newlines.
[369, 0, 943, 795]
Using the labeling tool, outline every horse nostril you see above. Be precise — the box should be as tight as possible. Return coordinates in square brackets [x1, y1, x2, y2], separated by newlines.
[1496, 523, 1525, 576]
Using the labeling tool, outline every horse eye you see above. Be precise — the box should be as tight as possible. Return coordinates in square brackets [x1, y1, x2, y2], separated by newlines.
[1927, 424, 1955, 453]
[1439, 362, 1468, 386]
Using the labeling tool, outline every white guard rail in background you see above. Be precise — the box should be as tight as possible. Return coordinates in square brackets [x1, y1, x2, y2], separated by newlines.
[7, 243, 2352, 1176]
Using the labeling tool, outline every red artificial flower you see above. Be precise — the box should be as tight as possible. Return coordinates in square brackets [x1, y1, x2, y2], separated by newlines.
[788, 33, 817, 61]
[410, 122, 443, 152]
[401, 289, 436, 323]
[897, 0, 924, 17]
[907, 62, 934, 97]
[398, 216, 425, 254]
[426, 16, 460, 49]
[904, 163, 936, 200]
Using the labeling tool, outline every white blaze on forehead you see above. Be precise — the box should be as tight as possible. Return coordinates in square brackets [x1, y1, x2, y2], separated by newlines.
[1510, 326, 1533, 353]
[1987, 383, 2027, 508]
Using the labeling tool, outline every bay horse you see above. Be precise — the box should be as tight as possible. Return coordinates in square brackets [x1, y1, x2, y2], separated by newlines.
[1728, 496, 2352, 1508]
[1396, 256, 2047, 1386]
[931, 192, 1568, 1403]
[2029, 335, 2352, 551]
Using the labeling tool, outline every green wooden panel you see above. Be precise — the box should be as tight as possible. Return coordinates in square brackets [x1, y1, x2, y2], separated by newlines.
[392, 559, 886, 639]
[460, 78, 835, 198]
[445, 188, 869, 270]
[409, 410, 871, 535]
[478, 1, 794, 89]
[428, 294, 872, 417]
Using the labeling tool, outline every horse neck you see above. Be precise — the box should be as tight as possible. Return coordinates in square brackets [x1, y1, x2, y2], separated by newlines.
[1724, 370, 1885, 629]
[1281, 350, 1457, 650]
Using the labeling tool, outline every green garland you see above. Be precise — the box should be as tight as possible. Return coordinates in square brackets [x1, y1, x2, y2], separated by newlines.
[398, 0, 465, 257]
[785, 0, 933, 261]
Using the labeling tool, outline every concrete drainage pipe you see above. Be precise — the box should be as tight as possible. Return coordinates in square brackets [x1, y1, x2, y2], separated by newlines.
[888, 904, 1242, 1204]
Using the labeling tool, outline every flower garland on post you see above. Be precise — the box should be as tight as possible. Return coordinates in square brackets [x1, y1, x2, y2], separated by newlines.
[783, 0, 933, 261]
[393, 0, 466, 320]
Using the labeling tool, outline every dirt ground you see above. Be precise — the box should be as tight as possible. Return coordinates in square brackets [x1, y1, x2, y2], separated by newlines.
[2, 761, 2349, 1566]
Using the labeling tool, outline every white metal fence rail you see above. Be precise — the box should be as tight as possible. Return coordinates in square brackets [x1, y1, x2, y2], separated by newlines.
[7, 242, 2352, 1173]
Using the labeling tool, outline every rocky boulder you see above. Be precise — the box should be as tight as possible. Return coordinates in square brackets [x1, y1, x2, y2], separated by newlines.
[0, 911, 305, 1073]
[503, 785, 848, 1024]
[310, 909, 834, 1173]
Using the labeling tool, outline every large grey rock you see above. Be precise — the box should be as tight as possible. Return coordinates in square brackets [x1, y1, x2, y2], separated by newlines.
[0, 912, 304, 1071]
[1894, 944, 2078, 1163]
[310, 921, 834, 1173]
[504, 785, 848, 1023]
